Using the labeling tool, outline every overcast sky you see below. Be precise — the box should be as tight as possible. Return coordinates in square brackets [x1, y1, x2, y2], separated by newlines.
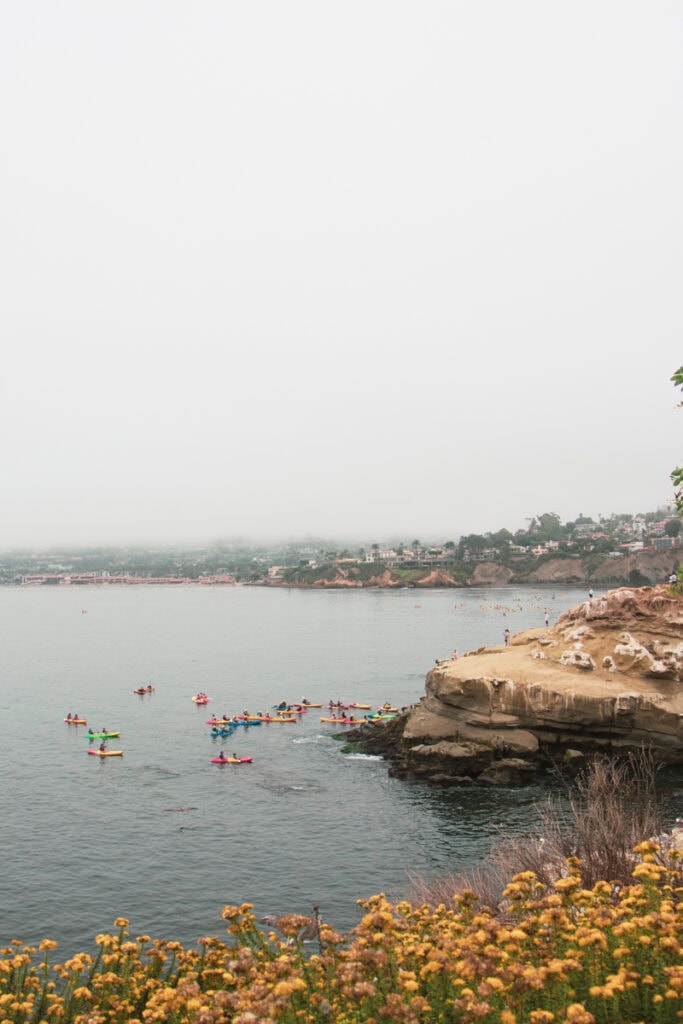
[1, 2, 681, 549]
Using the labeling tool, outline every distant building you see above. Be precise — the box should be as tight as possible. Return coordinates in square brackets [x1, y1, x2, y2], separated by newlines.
[652, 537, 681, 550]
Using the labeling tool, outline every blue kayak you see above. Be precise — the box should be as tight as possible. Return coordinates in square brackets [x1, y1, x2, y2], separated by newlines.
[210, 725, 236, 738]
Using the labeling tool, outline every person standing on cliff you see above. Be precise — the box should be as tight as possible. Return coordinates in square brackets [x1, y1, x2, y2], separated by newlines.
[588, 588, 594, 600]
[544, 610, 550, 627]
[503, 628, 511, 645]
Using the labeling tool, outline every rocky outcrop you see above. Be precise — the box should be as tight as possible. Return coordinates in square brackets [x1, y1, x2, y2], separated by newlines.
[471, 562, 514, 586]
[589, 548, 679, 585]
[524, 558, 587, 583]
[415, 568, 460, 587]
[311, 574, 361, 588]
[350, 585, 683, 786]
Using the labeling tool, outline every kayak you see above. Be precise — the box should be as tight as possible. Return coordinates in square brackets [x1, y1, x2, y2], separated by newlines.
[86, 731, 120, 739]
[298, 702, 322, 708]
[325, 704, 350, 710]
[320, 717, 361, 725]
[211, 756, 253, 764]
[349, 703, 372, 709]
[133, 687, 154, 695]
[65, 718, 87, 725]
[206, 717, 232, 725]
[192, 696, 210, 704]
[260, 716, 297, 723]
[210, 726, 236, 737]
[88, 749, 124, 757]
[376, 706, 399, 713]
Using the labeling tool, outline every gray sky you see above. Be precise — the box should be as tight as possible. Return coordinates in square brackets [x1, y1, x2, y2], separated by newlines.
[1, 1, 681, 548]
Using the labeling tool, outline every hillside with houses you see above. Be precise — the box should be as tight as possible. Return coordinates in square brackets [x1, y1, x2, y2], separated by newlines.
[262, 510, 682, 588]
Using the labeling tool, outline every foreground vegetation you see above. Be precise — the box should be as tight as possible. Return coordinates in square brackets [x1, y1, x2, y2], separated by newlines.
[2, 841, 681, 1024]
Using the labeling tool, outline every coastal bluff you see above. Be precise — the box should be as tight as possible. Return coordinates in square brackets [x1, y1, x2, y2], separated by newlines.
[352, 585, 683, 785]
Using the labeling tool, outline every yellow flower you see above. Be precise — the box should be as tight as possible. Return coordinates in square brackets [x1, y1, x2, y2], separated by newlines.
[564, 1005, 595, 1023]
[273, 981, 294, 997]
[633, 840, 660, 854]
[632, 862, 667, 880]
[114, 917, 129, 928]
[221, 906, 242, 920]
[484, 976, 505, 992]
[419, 960, 443, 978]
[500, 1011, 517, 1024]
[554, 877, 581, 893]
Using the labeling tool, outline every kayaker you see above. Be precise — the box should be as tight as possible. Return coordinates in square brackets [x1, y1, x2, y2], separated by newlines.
[99, 741, 107, 752]
[219, 750, 225, 760]
[66, 712, 72, 721]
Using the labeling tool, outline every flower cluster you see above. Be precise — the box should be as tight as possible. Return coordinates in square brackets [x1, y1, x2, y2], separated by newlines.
[0, 844, 681, 1023]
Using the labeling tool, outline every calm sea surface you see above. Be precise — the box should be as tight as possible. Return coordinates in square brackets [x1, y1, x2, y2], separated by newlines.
[1, 583, 678, 958]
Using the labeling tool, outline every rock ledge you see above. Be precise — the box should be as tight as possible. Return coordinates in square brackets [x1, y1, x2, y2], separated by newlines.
[350, 585, 683, 785]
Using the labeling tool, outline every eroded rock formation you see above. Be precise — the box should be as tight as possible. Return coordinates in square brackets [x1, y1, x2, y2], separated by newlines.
[351, 585, 683, 785]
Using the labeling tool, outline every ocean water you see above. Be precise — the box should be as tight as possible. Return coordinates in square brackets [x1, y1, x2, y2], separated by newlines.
[0, 582, 672, 958]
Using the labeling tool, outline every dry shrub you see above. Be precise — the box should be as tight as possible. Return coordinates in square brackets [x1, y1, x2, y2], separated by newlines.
[407, 749, 664, 913]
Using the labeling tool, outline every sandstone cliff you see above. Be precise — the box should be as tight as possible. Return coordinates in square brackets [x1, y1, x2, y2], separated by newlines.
[351, 585, 683, 785]
[263, 548, 679, 589]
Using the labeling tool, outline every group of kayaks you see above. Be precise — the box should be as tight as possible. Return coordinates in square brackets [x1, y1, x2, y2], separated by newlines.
[205, 698, 401, 766]
[320, 702, 399, 724]
[66, 691, 401, 769]
[65, 716, 124, 756]
[205, 702, 315, 766]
